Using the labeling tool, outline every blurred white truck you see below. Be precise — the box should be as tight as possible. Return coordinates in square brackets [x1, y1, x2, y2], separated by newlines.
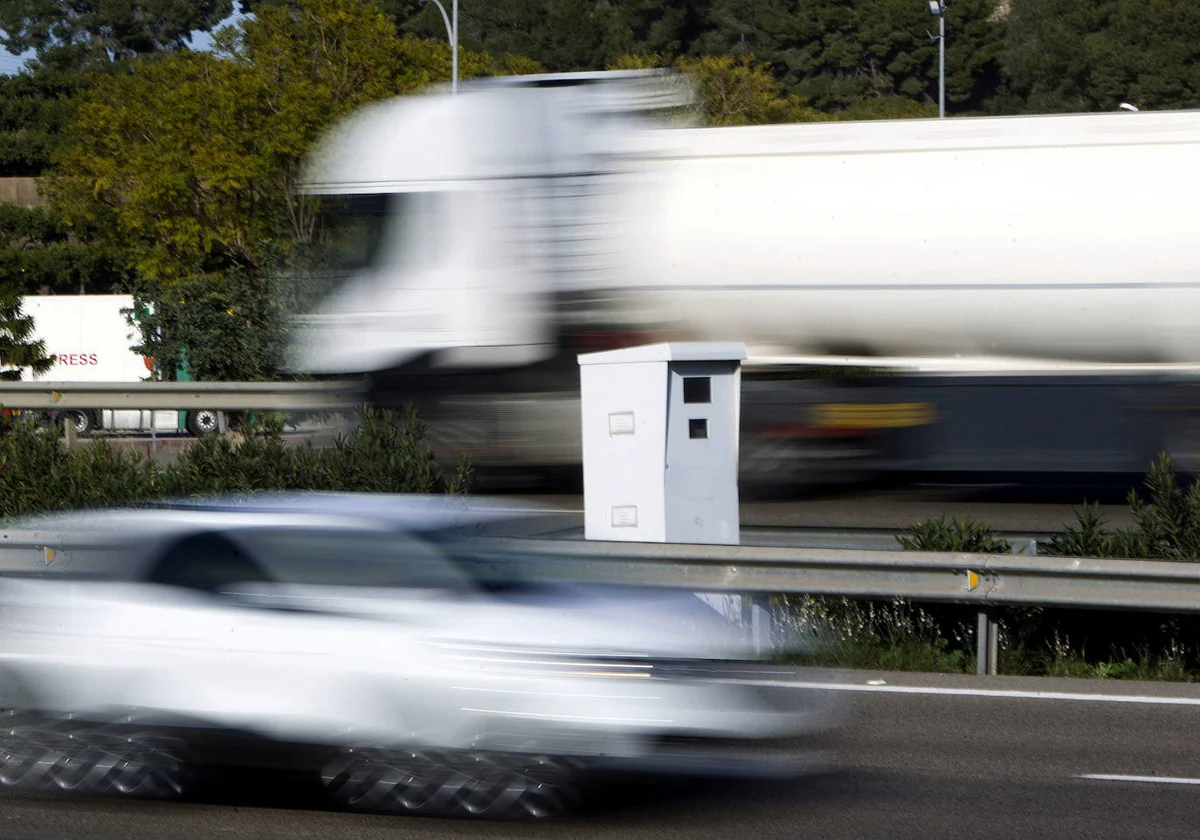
[21, 294, 222, 437]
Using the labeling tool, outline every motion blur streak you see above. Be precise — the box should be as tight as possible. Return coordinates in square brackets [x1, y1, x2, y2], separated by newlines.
[0, 493, 845, 819]
[281, 69, 1200, 489]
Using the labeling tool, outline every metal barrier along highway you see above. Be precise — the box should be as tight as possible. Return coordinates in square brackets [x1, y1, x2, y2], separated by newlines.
[1, 481, 1197, 677]
[0, 381, 366, 412]
[483, 537, 1200, 676]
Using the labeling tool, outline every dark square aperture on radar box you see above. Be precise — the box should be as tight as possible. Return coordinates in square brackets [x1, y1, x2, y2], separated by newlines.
[683, 377, 711, 404]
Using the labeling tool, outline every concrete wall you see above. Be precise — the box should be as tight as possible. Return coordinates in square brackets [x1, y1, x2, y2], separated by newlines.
[0, 177, 46, 207]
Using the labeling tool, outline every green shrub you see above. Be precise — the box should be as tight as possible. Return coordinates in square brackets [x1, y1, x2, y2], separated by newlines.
[1046, 453, 1200, 561]
[896, 515, 1012, 554]
[0, 406, 471, 519]
[0, 415, 157, 519]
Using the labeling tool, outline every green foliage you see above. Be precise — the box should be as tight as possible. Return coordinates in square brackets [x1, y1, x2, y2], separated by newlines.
[258, 0, 1002, 117]
[0, 415, 158, 518]
[40, 0, 533, 379]
[0, 407, 471, 519]
[779, 594, 1200, 682]
[0, 205, 132, 295]
[997, 0, 1200, 114]
[1046, 453, 1200, 561]
[0, 0, 236, 73]
[1123, 453, 1200, 561]
[1043, 500, 1125, 559]
[0, 69, 82, 177]
[45, 0, 471, 288]
[0, 291, 54, 381]
[839, 95, 938, 121]
[128, 269, 288, 382]
[399, 0, 693, 75]
[779, 595, 974, 674]
[896, 515, 1012, 554]
[609, 52, 827, 126]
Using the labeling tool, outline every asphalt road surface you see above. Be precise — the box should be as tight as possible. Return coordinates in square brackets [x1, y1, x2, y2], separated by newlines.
[3, 670, 1198, 839]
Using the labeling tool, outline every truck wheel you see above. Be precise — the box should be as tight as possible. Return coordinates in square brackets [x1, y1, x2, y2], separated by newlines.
[57, 410, 96, 438]
[185, 410, 220, 437]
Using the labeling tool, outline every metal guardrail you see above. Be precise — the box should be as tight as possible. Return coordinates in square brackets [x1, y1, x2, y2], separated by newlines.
[486, 537, 1200, 675]
[0, 381, 366, 412]
[0, 521, 1195, 676]
[554, 524, 1050, 554]
[493, 538, 1200, 612]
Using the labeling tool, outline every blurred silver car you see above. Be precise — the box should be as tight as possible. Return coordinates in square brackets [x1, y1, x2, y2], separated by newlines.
[0, 494, 842, 818]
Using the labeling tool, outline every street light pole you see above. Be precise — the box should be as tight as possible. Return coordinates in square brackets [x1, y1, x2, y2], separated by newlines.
[928, 0, 945, 118]
[938, 4, 944, 118]
[422, 0, 458, 94]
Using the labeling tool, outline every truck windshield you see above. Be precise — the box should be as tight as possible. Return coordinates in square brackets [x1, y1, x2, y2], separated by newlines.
[314, 193, 395, 272]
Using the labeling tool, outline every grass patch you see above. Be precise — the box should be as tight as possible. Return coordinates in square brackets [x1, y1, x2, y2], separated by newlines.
[774, 595, 1200, 682]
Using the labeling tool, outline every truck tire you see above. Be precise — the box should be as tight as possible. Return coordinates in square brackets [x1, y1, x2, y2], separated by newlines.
[57, 410, 96, 438]
[185, 410, 220, 437]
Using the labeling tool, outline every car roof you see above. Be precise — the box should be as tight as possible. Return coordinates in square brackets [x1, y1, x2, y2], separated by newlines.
[138, 492, 547, 529]
[0, 493, 572, 580]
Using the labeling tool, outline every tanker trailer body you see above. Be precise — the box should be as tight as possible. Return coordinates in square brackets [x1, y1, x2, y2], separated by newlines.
[288, 71, 1200, 488]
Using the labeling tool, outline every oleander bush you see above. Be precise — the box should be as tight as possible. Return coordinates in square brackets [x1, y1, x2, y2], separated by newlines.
[786, 452, 1200, 680]
[896, 516, 1012, 554]
[0, 406, 471, 519]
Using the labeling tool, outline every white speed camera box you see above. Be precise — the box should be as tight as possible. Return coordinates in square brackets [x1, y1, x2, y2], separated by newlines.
[578, 342, 745, 545]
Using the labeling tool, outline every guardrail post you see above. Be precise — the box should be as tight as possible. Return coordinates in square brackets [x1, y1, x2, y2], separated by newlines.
[976, 609, 999, 675]
[747, 594, 772, 654]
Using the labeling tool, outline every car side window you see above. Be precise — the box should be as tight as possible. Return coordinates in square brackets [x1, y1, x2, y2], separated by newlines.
[147, 531, 274, 595]
[230, 527, 476, 592]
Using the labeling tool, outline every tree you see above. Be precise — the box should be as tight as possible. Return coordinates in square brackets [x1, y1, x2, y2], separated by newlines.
[128, 270, 289, 382]
[1106, 0, 1200, 111]
[751, 0, 1005, 114]
[996, 0, 1200, 114]
[0, 70, 82, 177]
[0, 290, 53, 381]
[0, 69, 130, 298]
[46, 0, 521, 288]
[0, 0, 237, 72]
[44, 0, 521, 379]
[995, 0, 1111, 113]
[0, 205, 131, 296]
[610, 52, 826, 126]
[678, 54, 827, 125]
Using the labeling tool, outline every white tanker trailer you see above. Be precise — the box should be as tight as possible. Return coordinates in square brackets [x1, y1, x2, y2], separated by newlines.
[288, 70, 1200, 489]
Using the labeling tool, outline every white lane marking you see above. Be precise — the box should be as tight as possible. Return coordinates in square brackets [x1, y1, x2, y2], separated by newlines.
[1080, 774, 1200, 786]
[742, 680, 1200, 707]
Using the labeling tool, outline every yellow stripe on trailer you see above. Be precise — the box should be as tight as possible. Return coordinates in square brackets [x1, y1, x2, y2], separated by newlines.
[809, 403, 936, 429]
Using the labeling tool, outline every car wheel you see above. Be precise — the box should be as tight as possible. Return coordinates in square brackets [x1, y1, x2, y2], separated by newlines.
[321, 748, 583, 819]
[185, 409, 220, 437]
[0, 711, 191, 800]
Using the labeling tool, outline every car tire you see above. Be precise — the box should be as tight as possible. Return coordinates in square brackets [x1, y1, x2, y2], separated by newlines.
[321, 748, 583, 819]
[0, 710, 190, 800]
